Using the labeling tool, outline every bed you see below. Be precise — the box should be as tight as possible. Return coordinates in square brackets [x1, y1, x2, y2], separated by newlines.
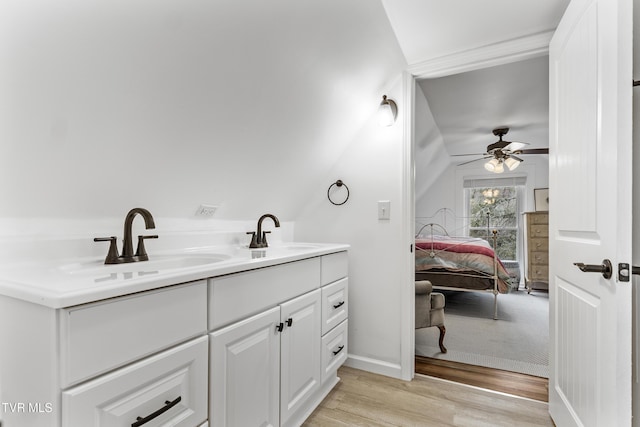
[414, 218, 512, 319]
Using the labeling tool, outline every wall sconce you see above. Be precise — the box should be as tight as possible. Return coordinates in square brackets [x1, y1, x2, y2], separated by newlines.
[378, 95, 397, 126]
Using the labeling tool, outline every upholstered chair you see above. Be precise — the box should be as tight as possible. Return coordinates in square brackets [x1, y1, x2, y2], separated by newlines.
[415, 280, 447, 353]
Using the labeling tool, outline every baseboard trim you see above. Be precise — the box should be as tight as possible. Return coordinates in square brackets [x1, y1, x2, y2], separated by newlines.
[344, 354, 403, 380]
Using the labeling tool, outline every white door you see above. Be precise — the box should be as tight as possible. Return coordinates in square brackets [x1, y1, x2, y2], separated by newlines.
[548, 0, 633, 425]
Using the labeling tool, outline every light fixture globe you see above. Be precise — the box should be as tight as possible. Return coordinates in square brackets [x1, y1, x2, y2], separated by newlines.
[484, 158, 499, 172]
[504, 157, 521, 171]
[378, 95, 397, 126]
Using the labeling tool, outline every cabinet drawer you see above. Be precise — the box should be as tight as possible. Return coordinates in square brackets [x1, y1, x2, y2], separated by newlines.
[529, 224, 548, 238]
[209, 258, 320, 330]
[321, 251, 348, 286]
[530, 238, 548, 252]
[62, 336, 208, 427]
[529, 213, 548, 224]
[530, 251, 548, 265]
[321, 320, 348, 384]
[321, 278, 348, 335]
[529, 265, 549, 281]
[60, 281, 207, 387]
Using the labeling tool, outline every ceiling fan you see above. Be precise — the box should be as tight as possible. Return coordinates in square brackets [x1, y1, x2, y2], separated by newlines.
[454, 127, 549, 173]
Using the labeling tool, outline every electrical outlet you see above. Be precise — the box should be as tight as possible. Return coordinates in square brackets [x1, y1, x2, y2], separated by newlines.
[196, 204, 218, 217]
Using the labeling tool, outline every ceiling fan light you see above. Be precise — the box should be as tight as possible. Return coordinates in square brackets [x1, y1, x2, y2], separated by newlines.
[484, 158, 498, 172]
[494, 161, 505, 173]
[504, 157, 521, 171]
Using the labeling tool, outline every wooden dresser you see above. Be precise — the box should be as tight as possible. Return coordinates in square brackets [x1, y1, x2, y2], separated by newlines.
[523, 212, 549, 293]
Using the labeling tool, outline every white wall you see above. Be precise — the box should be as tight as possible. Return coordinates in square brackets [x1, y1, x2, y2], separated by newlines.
[0, 0, 414, 381]
[0, 0, 406, 234]
[295, 80, 408, 377]
[414, 83, 450, 206]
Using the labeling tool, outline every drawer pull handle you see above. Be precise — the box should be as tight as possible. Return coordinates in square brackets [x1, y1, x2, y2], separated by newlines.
[276, 322, 284, 332]
[332, 345, 344, 356]
[333, 301, 345, 309]
[132, 396, 181, 427]
[286, 318, 293, 327]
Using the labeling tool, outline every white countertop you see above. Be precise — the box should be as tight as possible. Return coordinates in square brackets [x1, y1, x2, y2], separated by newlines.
[0, 242, 349, 309]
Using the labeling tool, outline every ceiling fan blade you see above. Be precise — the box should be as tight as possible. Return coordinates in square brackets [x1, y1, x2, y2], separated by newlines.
[514, 148, 549, 155]
[503, 141, 528, 151]
[451, 153, 487, 157]
[509, 154, 524, 162]
[457, 156, 492, 166]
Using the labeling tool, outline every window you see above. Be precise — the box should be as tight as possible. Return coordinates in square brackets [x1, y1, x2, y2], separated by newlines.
[464, 177, 525, 261]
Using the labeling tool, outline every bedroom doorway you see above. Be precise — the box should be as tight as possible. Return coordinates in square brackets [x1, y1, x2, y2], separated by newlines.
[410, 56, 550, 382]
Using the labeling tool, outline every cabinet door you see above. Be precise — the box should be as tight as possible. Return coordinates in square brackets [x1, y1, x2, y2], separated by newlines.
[279, 289, 321, 425]
[210, 307, 280, 427]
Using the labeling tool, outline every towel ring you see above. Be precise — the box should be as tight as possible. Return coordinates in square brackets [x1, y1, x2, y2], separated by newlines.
[327, 180, 350, 206]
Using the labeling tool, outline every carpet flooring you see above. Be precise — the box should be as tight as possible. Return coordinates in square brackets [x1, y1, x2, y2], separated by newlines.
[415, 287, 549, 378]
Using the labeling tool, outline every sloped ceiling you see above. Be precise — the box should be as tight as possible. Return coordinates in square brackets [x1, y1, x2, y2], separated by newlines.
[418, 56, 550, 160]
[381, 0, 569, 163]
[0, 0, 406, 222]
[381, 0, 570, 65]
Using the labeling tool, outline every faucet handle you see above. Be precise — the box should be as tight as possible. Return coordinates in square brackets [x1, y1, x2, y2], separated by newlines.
[135, 235, 158, 261]
[94, 236, 120, 264]
[261, 231, 271, 247]
[246, 231, 259, 248]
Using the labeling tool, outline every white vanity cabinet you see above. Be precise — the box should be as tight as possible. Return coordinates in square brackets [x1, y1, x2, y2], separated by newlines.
[0, 280, 209, 427]
[0, 246, 348, 427]
[208, 251, 348, 427]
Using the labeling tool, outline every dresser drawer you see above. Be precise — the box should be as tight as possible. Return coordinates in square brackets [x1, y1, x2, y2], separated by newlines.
[321, 251, 348, 286]
[530, 238, 548, 252]
[321, 320, 348, 384]
[529, 265, 549, 281]
[60, 281, 207, 388]
[529, 224, 548, 238]
[62, 336, 208, 427]
[321, 278, 348, 335]
[530, 251, 549, 266]
[529, 213, 548, 224]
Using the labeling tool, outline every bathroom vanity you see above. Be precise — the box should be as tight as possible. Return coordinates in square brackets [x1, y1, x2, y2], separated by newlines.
[0, 242, 348, 427]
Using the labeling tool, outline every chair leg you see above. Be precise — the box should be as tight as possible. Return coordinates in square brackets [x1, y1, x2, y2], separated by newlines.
[437, 325, 447, 353]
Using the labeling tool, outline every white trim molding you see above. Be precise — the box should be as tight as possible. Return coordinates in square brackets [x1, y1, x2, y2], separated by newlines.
[408, 31, 554, 79]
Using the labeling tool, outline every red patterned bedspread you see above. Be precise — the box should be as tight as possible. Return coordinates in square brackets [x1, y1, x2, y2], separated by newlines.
[415, 236, 511, 293]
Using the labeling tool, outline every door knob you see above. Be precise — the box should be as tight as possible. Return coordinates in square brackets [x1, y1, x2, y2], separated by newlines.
[573, 259, 613, 279]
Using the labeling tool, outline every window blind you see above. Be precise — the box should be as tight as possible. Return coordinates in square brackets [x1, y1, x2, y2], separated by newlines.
[463, 176, 526, 188]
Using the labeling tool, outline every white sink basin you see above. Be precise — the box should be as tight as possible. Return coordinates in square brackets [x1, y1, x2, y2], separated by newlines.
[58, 254, 231, 277]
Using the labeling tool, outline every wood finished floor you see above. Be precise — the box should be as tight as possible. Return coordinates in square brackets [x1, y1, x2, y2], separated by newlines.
[304, 366, 554, 427]
[414, 356, 549, 403]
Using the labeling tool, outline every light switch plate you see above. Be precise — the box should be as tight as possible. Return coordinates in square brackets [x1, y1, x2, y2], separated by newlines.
[378, 200, 390, 220]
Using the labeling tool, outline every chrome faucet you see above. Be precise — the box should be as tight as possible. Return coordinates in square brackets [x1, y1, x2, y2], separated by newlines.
[94, 208, 158, 264]
[247, 213, 280, 248]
